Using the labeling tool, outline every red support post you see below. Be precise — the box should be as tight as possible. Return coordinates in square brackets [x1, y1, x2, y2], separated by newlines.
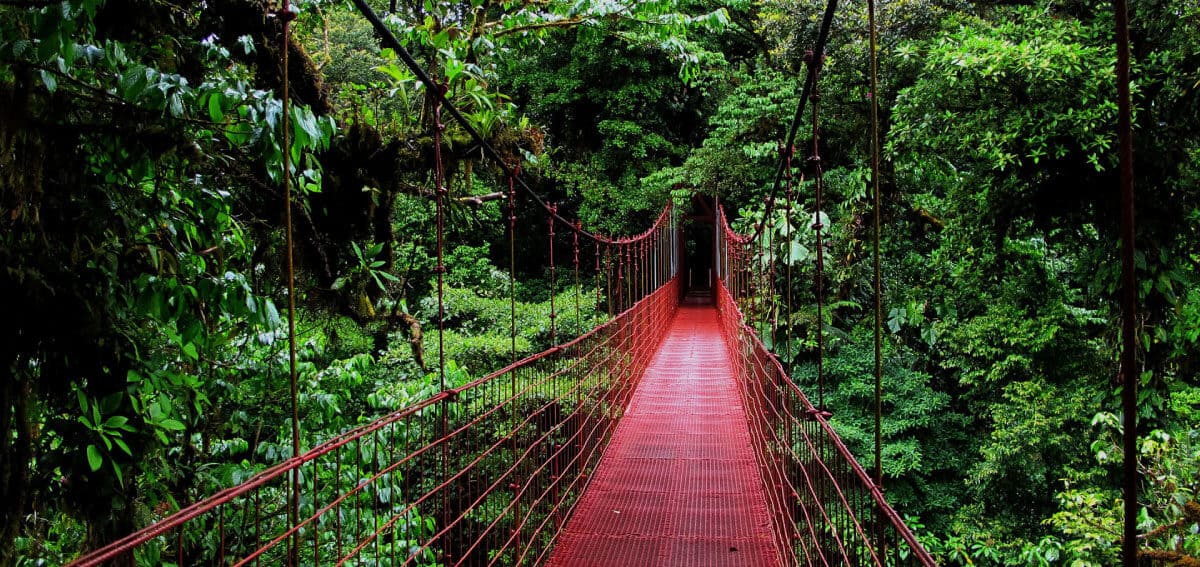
[549, 203, 558, 347]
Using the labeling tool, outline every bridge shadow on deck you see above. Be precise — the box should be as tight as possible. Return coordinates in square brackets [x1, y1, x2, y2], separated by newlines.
[547, 305, 781, 567]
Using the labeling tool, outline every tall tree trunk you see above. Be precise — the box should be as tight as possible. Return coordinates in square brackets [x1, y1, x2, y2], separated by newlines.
[0, 364, 33, 564]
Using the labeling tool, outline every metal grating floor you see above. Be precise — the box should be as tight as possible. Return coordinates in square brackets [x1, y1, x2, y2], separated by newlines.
[546, 305, 782, 566]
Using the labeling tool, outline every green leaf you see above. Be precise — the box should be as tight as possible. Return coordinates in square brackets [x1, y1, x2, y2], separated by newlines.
[148, 401, 165, 420]
[104, 415, 128, 429]
[788, 242, 809, 264]
[159, 418, 186, 431]
[37, 34, 60, 62]
[40, 70, 57, 93]
[237, 35, 255, 54]
[263, 299, 281, 327]
[113, 437, 132, 456]
[207, 92, 224, 122]
[225, 121, 253, 145]
[87, 445, 103, 472]
[119, 65, 149, 100]
[105, 41, 127, 66]
[432, 30, 450, 49]
[376, 61, 414, 83]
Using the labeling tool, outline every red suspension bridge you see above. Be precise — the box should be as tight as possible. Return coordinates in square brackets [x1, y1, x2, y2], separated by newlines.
[68, 0, 1144, 560]
[70, 202, 934, 566]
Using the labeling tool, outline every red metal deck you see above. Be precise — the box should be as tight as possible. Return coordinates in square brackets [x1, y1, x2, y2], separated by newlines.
[547, 305, 782, 566]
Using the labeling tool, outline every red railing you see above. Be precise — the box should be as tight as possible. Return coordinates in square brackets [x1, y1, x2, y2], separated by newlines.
[70, 213, 679, 567]
[715, 206, 937, 567]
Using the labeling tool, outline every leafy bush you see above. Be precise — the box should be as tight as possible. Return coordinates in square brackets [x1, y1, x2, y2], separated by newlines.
[420, 285, 604, 353]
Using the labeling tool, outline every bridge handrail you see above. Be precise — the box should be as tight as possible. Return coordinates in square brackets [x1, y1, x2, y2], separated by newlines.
[715, 202, 936, 566]
[70, 207, 679, 567]
[66, 388, 447, 566]
[743, 319, 937, 566]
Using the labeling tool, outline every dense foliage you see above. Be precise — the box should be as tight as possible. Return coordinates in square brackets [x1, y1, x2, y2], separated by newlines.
[1, 0, 1197, 564]
[736, 0, 1200, 562]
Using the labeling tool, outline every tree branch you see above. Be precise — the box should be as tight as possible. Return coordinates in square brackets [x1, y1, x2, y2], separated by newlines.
[913, 206, 945, 229]
[1139, 549, 1200, 567]
[457, 191, 505, 207]
[1141, 500, 1200, 542]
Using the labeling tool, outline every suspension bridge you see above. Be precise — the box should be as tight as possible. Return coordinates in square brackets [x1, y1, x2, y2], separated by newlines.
[67, 0, 1144, 560]
[69, 199, 934, 566]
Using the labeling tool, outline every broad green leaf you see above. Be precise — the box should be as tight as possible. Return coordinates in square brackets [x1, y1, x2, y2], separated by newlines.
[87, 445, 103, 472]
[788, 242, 809, 264]
[207, 92, 224, 122]
[104, 416, 128, 429]
[40, 70, 57, 93]
[158, 418, 186, 431]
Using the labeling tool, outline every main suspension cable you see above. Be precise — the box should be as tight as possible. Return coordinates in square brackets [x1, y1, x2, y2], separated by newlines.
[751, 0, 841, 243]
[279, 0, 301, 561]
[574, 222, 582, 336]
[809, 50, 828, 410]
[433, 85, 448, 391]
[349, 0, 615, 245]
[784, 147, 796, 368]
[868, 0, 884, 491]
[1113, 0, 1139, 559]
[508, 170, 519, 365]
[548, 204, 558, 347]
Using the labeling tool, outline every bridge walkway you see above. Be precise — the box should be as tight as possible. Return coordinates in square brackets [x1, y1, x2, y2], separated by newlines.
[547, 305, 781, 566]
